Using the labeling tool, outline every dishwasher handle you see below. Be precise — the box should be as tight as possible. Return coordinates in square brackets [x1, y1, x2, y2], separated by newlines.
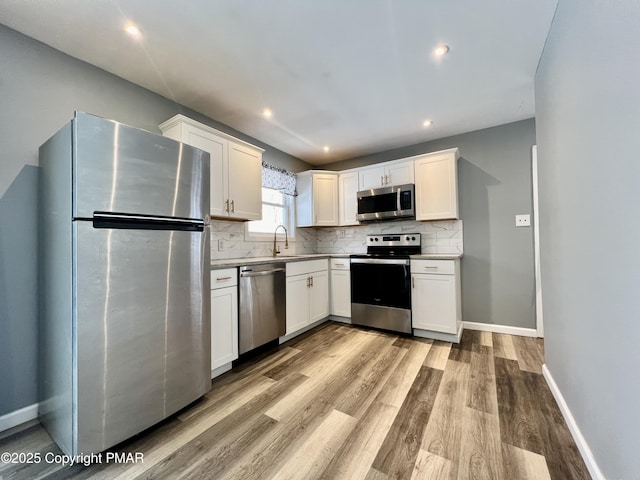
[240, 268, 285, 277]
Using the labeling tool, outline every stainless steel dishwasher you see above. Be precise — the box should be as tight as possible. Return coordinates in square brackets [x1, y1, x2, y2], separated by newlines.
[239, 263, 286, 354]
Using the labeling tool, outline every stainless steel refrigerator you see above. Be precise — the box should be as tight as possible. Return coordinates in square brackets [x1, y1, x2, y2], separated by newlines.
[38, 112, 211, 455]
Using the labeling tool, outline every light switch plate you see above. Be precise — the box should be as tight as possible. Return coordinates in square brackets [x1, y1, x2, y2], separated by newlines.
[515, 214, 531, 227]
[218, 239, 225, 251]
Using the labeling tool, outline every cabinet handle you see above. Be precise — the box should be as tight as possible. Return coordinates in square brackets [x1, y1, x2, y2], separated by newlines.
[306, 277, 310, 288]
[412, 276, 415, 288]
[424, 266, 439, 269]
[231, 200, 235, 213]
[380, 175, 384, 186]
[310, 276, 314, 287]
[216, 276, 232, 281]
[385, 174, 389, 185]
[225, 199, 230, 213]
[334, 263, 345, 267]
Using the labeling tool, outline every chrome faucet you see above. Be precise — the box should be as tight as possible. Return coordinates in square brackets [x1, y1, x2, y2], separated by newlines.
[272, 225, 289, 257]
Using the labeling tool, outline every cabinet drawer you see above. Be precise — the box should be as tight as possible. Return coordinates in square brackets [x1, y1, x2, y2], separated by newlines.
[330, 258, 350, 270]
[286, 259, 328, 277]
[211, 268, 237, 288]
[411, 260, 455, 275]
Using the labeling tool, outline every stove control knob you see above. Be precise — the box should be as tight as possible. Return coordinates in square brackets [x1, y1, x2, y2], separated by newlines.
[406, 236, 410, 241]
[375, 237, 379, 242]
[369, 238, 374, 242]
[412, 236, 416, 241]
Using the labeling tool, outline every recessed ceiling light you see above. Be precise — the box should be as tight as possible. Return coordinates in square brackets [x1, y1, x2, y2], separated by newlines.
[125, 23, 141, 37]
[323, 146, 330, 153]
[262, 108, 273, 119]
[433, 44, 449, 57]
[423, 120, 433, 127]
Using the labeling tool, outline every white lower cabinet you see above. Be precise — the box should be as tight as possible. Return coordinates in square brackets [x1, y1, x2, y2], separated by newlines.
[286, 259, 329, 335]
[210, 268, 238, 377]
[411, 259, 461, 335]
[330, 258, 351, 318]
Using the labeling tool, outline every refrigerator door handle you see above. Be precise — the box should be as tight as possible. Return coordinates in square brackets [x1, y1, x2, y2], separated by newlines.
[92, 212, 205, 231]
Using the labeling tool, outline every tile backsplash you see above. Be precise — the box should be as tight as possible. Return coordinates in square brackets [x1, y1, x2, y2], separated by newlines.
[210, 220, 317, 260]
[210, 219, 462, 260]
[315, 220, 463, 255]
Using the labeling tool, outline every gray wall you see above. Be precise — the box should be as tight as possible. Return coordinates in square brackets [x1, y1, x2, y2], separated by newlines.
[535, 1, 640, 478]
[0, 24, 310, 418]
[326, 119, 537, 330]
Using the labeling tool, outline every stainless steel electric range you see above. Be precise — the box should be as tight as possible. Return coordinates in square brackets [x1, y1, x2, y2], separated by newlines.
[350, 233, 421, 334]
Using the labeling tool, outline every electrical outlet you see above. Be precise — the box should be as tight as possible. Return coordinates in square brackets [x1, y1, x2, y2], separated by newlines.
[218, 239, 225, 251]
[337, 229, 346, 238]
[515, 214, 531, 227]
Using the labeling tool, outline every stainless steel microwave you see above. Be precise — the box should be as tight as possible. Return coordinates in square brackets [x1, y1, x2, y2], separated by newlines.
[356, 183, 415, 222]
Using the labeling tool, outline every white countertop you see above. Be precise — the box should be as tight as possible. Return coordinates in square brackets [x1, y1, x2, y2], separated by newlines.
[410, 254, 463, 260]
[211, 252, 461, 269]
[211, 254, 347, 269]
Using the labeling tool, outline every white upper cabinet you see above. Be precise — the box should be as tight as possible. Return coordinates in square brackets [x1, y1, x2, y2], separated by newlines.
[338, 170, 359, 226]
[296, 171, 339, 227]
[358, 159, 414, 190]
[159, 115, 263, 221]
[414, 148, 459, 221]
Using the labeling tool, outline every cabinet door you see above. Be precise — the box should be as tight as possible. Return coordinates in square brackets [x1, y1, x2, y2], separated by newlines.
[330, 270, 351, 317]
[415, 151, 458, 221]
[312, 174, 339, 226]
[309, 270, 329, 323]
[339, 172, 359, 226]
[411, 274, 457, 333]
[359, 165, 386, 190]
[227, 141, 262, 220]
[286, 275, 310, 335]
[182, 126, 228, 218]
[386, 160, 414, 186]
[211, 286, 238, 371]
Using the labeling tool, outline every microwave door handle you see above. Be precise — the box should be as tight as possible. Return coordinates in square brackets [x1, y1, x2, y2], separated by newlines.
[397, 188, 402, 212]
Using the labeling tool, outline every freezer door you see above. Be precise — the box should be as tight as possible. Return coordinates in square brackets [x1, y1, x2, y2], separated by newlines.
[74, 221, 210, 454]
[73, 112, 209, 220]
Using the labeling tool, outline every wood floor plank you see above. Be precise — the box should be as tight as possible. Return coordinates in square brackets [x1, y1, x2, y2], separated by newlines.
[376, 340, 432, 409]
[334, 343, 406, 418]
[512, 335, 544, 374]
[502, 443, 551, 480]
[364, 467, 390, 480]
[493, 333, 518, 360]
[479, 331, 493, 347]
[467, 344, 498, 415]
[264, 333, 390, 422]
[411, 450, 454, 480]
[138, 372, 308, 480]
[456, 407, 504, 480]
[372, 366, 443, 479]
[423, 340, 452, 370]
[318, 401, 399, 480]
[494, 356, 544, 455]
[270, 409, 357, 480]
[521, 372, 591, 480]
[421, 359, 469, 472]
[448, 329, 476, 363]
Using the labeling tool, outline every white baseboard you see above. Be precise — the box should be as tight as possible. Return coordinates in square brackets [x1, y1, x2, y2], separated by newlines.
[462, 321, 539, 338]
[0, 403, 38, 433]
[542, 364, 604, 480]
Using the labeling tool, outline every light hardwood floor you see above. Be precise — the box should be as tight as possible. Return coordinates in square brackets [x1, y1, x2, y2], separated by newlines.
[0, 323, 590, 479]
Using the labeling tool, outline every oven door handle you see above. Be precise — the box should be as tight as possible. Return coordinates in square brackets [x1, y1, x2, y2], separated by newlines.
[350, 258, 410, 266]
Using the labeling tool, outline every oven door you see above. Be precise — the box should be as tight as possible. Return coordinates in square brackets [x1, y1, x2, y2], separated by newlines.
[350, 258, 412, 333]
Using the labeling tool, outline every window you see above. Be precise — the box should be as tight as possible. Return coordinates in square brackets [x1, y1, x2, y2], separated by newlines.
[246, 187, 295, 238]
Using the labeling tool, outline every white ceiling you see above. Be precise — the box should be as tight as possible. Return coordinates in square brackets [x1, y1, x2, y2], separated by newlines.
[0, 1, 557, 165]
